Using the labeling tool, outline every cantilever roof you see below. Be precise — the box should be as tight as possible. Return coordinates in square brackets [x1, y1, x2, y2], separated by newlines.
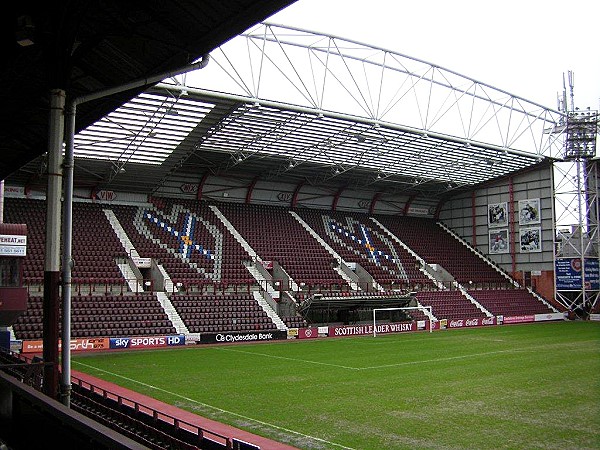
[2, 1, 297, 183]
[7, 21, 567, 201]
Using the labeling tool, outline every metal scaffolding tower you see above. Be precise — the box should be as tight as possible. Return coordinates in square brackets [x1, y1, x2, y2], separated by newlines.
[553, 72, 599, 318]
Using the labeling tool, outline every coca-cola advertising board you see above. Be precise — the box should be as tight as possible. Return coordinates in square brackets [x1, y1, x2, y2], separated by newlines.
[438, 317, 497, 330]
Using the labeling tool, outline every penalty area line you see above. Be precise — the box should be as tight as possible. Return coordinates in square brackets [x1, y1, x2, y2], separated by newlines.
[358, 340, 596, 370]
[73, 360, 356, 450]
[215, 346, 360, 370]
[358, 348, 520, 370]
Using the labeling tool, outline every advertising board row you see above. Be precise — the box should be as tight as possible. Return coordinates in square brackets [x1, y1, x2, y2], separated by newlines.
[21, 335, 186, 353]
[293, 313, 564, 339]
[18, 313, 565, 354]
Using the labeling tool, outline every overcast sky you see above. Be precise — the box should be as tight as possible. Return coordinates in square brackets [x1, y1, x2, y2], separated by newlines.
[267, 0, 600, 112]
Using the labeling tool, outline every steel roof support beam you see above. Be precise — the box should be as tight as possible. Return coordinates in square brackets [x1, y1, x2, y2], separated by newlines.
[56, 55, 210, 407]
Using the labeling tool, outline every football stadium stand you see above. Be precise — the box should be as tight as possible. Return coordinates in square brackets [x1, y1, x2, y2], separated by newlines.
[4, 2, 594, 449]
[5, 196, 561, 344]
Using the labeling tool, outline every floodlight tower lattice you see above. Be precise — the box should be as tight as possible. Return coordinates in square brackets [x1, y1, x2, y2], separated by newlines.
[553, 71, 599, 318]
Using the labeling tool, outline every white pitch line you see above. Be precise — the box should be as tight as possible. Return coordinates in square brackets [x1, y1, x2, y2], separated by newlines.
[358, 348, 520, 370]
[217, 346, 519, 371]
[73, 360, 356, 450]
[215, 347, 360, 370]
[358, 339, 599, 370]
[217, 340, 599, 372]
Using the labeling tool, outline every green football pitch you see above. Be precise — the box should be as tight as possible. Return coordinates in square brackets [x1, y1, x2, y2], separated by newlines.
[72, 321, 600, 450]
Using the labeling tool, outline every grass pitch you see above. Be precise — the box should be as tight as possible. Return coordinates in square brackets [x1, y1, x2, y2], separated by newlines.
[72, 321, 600, 449]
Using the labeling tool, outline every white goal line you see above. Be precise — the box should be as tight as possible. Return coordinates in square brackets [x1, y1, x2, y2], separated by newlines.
[372, 306, 433, 336]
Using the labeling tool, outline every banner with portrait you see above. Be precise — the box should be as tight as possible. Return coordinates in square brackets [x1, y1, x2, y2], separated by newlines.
[518, 198, 540, 225]
[488, 202, 508, 228]
[489, 228, 509, 254]
[519, 226, 541, 253]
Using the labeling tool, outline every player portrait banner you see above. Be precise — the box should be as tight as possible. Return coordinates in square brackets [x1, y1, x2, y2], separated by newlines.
[488, 202, 508, 228]
[489, 228, 509, 254]
[518, 198, 540, 225]
[519, 226, 541, 253]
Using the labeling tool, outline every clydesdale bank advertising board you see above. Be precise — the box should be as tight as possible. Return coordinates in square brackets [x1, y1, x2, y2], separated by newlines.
[201, 330, 287, 344]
